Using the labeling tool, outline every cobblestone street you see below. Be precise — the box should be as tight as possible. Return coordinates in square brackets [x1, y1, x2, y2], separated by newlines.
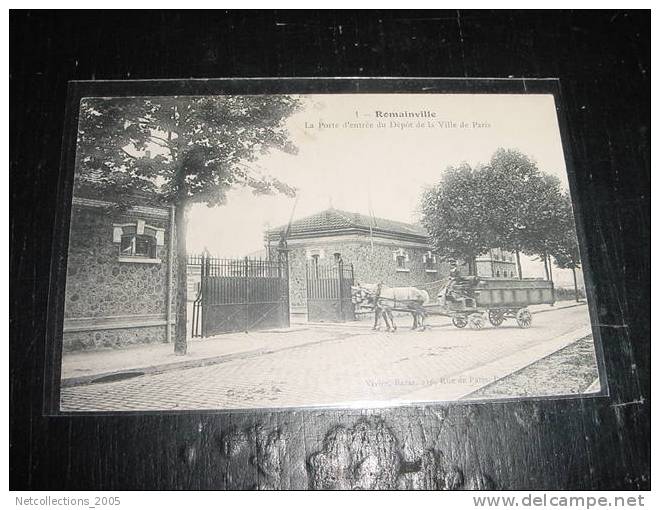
[60, 305, 595, 411]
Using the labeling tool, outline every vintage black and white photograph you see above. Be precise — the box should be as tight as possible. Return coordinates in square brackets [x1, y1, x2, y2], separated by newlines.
[57, 91, 602, 412]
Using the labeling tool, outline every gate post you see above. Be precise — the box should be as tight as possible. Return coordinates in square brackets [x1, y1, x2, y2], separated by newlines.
[337, 258, 344, 321]
[201, 252, 210, 337]
[348, 263, 355, 321]
[277, 246, 290, 328]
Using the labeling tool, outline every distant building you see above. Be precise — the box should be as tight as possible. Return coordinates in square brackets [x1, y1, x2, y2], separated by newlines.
[475, 248, 518, 278]
[266, 208, 452, 315]
[63, 196, 176, 351]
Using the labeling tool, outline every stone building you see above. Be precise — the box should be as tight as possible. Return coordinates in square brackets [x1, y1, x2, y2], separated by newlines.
[475, 248, 518, 278]
[266, 208, 452, 316]
[63, 196, 176, 351]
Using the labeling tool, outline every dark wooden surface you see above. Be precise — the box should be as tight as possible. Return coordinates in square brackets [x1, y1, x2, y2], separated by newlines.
[10, 10, 650, 490]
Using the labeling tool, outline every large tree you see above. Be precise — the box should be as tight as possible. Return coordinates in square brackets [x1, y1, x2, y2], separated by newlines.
[549, 192, 583, 301]
[419, 163, 495, 274]
[482, 148, 559, 279]
[518, 172, 565, 280]
[75, 95, 301, 353]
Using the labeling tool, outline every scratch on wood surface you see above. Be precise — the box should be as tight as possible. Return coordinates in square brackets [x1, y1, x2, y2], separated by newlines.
[610, 399, 645, 408]
[592, 323, 629, 329]
[455, 10, 468, 78]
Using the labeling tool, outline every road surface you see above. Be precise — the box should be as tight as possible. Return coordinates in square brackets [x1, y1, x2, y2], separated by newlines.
[61, 305, 595, 411]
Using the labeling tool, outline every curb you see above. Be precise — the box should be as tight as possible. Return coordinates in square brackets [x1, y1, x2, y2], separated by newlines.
[532, 301, 586, 314]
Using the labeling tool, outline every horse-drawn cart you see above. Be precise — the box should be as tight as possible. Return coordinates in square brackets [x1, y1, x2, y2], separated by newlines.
[437, 277, 555, 329]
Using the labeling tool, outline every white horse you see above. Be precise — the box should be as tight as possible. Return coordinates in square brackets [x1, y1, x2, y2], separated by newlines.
[352, 283, 430, 331]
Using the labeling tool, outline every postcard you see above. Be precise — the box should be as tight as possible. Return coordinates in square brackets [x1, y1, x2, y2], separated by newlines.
[54, 82, 603, 412]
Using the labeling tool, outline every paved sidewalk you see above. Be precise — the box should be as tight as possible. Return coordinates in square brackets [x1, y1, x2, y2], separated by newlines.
[61, 325, 353, 386]
[61, 301, 587, 387]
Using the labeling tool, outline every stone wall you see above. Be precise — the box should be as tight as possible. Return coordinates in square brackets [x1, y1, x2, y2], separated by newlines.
[63, 325, 171, 352]
[286, 233, 452, 311]
[63, 202, 175, 351]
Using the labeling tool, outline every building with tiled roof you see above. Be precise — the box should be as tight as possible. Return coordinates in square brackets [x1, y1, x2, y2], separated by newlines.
[266, 208, 428, 244]
[264, 208, 448, 316]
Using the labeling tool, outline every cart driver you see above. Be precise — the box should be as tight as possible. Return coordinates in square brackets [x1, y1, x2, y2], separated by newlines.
[447, 258, 467, 302]
[448, 258, 462, 280]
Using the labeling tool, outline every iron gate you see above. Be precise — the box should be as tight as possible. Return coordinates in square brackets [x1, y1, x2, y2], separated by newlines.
[306, 260, 355, 322]
[191, 254, 289, 337]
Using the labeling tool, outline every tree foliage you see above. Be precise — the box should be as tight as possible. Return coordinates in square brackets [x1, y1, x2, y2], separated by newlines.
[483, 150, 556, 253]
[420, 148, 580, 280]
[549, 192, 581, 271]
[75, 95, 301, 206]
[420, 163, 496, 272]
[548, 192, 583, 301]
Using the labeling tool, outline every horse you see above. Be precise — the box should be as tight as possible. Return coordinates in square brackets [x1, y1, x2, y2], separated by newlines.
[352, 283, 430, 331]
[351, 284, 396, 331]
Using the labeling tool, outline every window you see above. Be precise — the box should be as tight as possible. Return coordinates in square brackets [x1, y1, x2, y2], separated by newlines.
[393, 249, 409, 272]
[333, 252, 342, 263]
[113, 220, 164, 263]
[503, 270, 508, 277]
[424, 251, 437, 272]
[121, 234, 156, 258]
[496, 270, 501, 277]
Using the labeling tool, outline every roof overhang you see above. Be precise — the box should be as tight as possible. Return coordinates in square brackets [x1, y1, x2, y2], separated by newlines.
[266, 226, 429, 245]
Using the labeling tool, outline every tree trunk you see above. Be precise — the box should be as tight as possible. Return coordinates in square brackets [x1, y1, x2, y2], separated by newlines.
[572, 266, 580, 302]
[515, 249, 523, 279]
[543, 252, 550, 280]
[547, 255, 555, 305]
[174, 203, 188, 354]
[171, 102, 188, 354]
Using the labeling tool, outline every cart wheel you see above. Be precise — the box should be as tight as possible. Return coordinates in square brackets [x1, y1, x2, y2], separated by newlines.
[488, 309, 505, 327]
[452, 316, 468, 328]
[468, 313, 485, 329]
[516, 308, 532, 328]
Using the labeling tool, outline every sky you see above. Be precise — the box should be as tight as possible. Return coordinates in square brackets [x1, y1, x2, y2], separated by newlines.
[185, 93, 583, 287]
